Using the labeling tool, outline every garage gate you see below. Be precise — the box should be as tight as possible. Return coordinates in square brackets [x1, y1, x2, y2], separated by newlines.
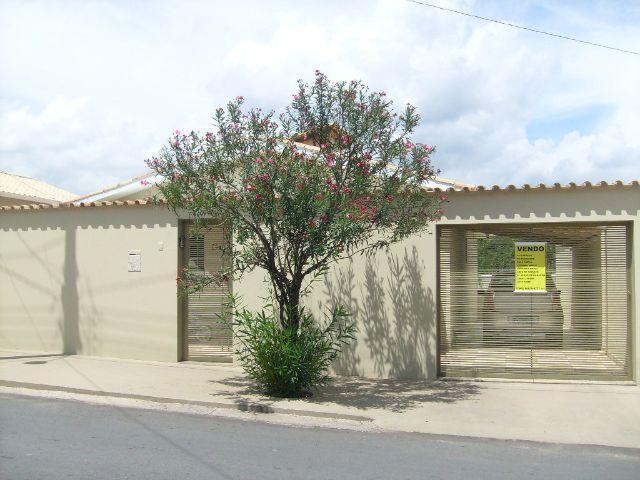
[438, 222, 632, 380]
[181, 222, 233, 361]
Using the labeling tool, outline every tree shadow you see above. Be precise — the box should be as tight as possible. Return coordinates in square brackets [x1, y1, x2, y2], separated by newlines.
[312, 376, 480, 412]
[209, 375, 480, 413]
[322, 245, 440, 381]
[321, 259, 362, 376]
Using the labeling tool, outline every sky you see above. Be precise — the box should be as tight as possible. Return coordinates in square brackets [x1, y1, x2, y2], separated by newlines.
[0, 0, 638, 196]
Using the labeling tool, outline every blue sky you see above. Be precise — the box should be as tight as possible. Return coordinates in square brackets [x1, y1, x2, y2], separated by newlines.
[0, 0, 638, 195]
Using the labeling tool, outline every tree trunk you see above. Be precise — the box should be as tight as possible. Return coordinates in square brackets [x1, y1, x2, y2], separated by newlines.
[277, 279, 303, 333]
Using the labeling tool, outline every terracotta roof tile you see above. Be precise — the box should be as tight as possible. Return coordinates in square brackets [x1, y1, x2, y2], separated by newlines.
[0, 198, 165, 212]
[2, 180, 637, 212]
[431, 180, 639, 193]
[0, 171, 76, 203]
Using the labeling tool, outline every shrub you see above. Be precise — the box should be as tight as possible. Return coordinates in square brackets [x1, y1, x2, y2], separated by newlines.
[233, 304, 355, 397]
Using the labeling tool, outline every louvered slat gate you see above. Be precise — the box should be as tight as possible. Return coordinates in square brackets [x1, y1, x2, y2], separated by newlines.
[184, 223, 232, 361]
[438, 223, 631, 380]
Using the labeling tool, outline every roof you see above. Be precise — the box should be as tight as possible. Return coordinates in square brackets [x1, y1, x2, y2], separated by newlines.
[71, 169, 475, 205]
[431, 180, 640, 193]
[425, 176, 475, 190]
[2, 180, 637, 212]
[72, 171, 157, 203]
[0, 171, 76, 204]
[0, 198, 164, 211]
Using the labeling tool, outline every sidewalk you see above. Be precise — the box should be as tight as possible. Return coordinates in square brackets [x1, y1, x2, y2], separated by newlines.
[1, 350, 639, 448]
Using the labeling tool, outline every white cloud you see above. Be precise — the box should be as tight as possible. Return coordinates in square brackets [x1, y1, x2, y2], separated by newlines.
[0, 0, 638, 195]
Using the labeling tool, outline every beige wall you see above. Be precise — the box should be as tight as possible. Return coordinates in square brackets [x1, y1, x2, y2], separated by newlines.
[237, 230, 439, 380]
[1, 186, 637, 381]
[0, 205, 179, 362]
[237, 186, 640, 381]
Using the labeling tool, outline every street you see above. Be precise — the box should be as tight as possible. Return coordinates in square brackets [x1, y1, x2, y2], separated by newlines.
[1, 393, 639, 480]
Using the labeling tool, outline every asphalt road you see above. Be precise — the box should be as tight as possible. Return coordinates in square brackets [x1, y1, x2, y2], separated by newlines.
[1, 393, 639, 480]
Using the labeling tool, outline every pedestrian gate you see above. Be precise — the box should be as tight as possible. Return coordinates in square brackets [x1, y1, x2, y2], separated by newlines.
[438, 223, 631, 380]
[182, 222, 232, 361]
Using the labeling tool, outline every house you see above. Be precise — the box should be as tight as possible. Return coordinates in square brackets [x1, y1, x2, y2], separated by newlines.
[0, 171, 638, 383]
[0, 171, 76, 207]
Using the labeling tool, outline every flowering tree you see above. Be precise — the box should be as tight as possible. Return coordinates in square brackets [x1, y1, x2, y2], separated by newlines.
[148, 71, 442, 332]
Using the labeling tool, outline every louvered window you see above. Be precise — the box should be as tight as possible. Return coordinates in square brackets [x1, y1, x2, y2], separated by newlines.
[183, 223, 233, 361]
[438, 223, 631, 380]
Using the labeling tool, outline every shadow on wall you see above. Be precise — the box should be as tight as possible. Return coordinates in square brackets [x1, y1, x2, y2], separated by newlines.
[61, 226, 80, 354]
[0, 226, 83, 354]
[2, 207, 177, 357]
[323, 246, 437, 380]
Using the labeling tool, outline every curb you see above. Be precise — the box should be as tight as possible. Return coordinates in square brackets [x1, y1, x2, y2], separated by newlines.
[0, 380, 373, 423]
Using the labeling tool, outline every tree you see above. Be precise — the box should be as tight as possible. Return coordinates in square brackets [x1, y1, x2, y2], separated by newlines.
[147, 71, 443, 395]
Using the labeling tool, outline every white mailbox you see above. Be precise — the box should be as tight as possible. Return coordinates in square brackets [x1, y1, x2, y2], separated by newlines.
[128, 250, 141, 272]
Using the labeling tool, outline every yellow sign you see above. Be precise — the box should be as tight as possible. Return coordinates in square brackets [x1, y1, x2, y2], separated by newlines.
[514, 242, 547, 292]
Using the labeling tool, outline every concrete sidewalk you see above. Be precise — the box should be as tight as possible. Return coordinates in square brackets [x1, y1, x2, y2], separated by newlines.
[1, 350, 639, 448]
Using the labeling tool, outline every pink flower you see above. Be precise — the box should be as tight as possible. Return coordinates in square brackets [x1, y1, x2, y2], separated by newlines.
[246, 184, 256, 192]
[140, 180, 150, 186]
[325, 153, 335, 166]
[174, 130, 181, 136]
[293, 94, 300, 100]
[320, 143, 328, 149]
[236, 96, 244, 102]
[386, 194, 394, 202]
[346, 212, 355, 220]
[326, 179, 339, 191]
[405, 141, 414, 149]
[341, 135, 349, 145]
[343, 187, 351, 194]
[267, 157, 275, 164]
[255, 157, 263, 164]
[205, 132, 213, 141]
[255, 193, 263, 200]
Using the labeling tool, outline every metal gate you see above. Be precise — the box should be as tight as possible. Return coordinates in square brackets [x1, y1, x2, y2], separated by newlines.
[182, 222, 232, 361]
[438, 223, 632, 380]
